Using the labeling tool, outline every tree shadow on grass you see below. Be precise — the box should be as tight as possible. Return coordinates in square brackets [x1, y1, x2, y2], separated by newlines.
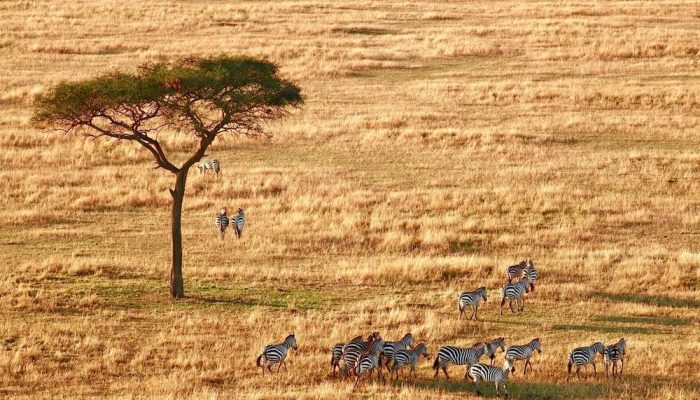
[552, 324, 656, 335]
[595, 315, 690, 326]
[594, 292, 700, 309]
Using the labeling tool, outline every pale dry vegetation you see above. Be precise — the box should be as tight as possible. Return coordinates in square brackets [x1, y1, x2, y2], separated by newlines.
[1, 0, 699, 399]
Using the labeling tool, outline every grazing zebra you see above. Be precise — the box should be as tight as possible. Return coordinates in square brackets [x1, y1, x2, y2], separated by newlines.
[330, 342, 344, 376]
[391, 342, 429, 380]
[433, 342, 486, 379]
[458, 287, 488, 321]
[379, 333, 414, 372]
[215, 206, 229, 240]
[525, 259, 538, 291]
[484, 337, 507, 366]
[507, 260, 527, 283]
[354, 339, 386, 387]
[198, 159, 221, 176]
[500, 277, 531, 315]
[469, 359, 515, 396]
[567, 342, 605, 382]
[256, 334, 298, 374]
[505, 338, 542, 374]
[604, 338, 626, 378]
[232, 208, 245, 239]
[341, 333, 381, 377]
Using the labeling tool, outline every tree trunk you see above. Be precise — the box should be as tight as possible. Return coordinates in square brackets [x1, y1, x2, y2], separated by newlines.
[169, 169, 188, 299]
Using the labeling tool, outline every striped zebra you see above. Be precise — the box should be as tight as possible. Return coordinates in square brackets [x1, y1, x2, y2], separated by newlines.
[505, 338, 541, 374]
[525, 259, 538, 291]
[330, 342, 344, 376]
[604, 338, 626, 378]
[215, 206, 229, 240]
[232, 208, 245, 239]
[379, 333, 414, 372]
[567, 341, 605, 382]
[500, 277, 530, 315]
[507, 260, 527, 283]
[458, 287, 488, 321]
[433, 342, 486, 379]
[354, 338, 386, 387]
[341, 332, 381, 377]
[469, 359, 515, 396]
[256, 334, 298, 374]
[198, 159, 221, 176]
[391, 342, 429, 380]
[484, 337, 506, 366]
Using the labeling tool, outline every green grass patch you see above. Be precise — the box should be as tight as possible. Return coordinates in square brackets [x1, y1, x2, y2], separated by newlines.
[552, 324, 655, 335]
[596, 315, 690, 326]
[595, 292, 700, 309]
[190, 283, 337, 311]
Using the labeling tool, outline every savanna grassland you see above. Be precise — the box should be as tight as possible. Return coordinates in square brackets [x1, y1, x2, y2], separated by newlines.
[1, 1, 699, 399]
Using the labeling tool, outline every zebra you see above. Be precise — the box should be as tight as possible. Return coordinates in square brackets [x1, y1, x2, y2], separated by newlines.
[433, 342, 486, 379]
[232, 208, 245, 239]
[341, 332, 381, 377]
[525, 259, 538, 291]
[354, 338, 386, 387]
[484, 337, 507, 366]
[505, 338, 542, 374]
[215, 206, 229, 240]
[198, 159, 221, 176]
[604, 338, 626, 378]
[330, 342, 344, 376]
[567, 341, 605, 382]
[500, 277, 530, 315]
[256, 334, 298, 374]
[469, 358, 515, 396]
[507, 260, 527, 283]
[391, 342, 429, 380]
[379, 333, 414, 372]
[458, 287, 488, 321]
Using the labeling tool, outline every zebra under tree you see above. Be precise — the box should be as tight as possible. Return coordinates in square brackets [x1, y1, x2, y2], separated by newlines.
[33, 56, 302, 298]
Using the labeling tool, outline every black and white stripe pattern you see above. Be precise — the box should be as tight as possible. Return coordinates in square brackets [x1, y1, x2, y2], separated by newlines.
[391, 342, 429, 380]
[341, 333, 380, 376]
[198, 159, 221, 176]
[500, 277, 531, 315]
[232, 208, 245, 239]
[567, 341, 605, 382]
[469, 359, 515, 396]
[433, 342, 486, 379]
[330, 343, 344, 376]
[604, 338, 626, 378]
[215, 207, 229, 240]
[505, 338, 541, 374]
[525, 259, 538, 291]
[256, 334, 298, 374]
[484, 337, 506, 366]
[458, 287, 488, 321]
[507, 260, 527, 283]
[354, 339, 386, 386]
[379, 333, 414, 372]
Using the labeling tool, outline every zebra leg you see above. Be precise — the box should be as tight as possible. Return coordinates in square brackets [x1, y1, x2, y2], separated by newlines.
[464, 367, 472, 380]
[520, 297, 525, 311]
[592, 361, 596, 377]
[470, 305, 476, 320]
[267, 364, 274, 373]
[509, 299, 515, 313]
[576, 366, 581, 381]
[459, 305, 464, 319]
[584, 364, 588, 380]
[524, 359, 529, 375]
[620, 358, 624, 376]
[500, 297, 507, 315]
[495, 380, 499, 395]
[443, 366, 450, 379]
[277, 362, 283, 372]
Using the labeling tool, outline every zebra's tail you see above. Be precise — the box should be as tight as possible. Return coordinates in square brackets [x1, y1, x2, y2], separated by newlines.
[256, 353, 265, 368]
[567, 359, 572, 376]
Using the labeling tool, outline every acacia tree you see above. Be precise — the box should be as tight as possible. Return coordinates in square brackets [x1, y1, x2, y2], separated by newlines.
[33, 56, 302, 298]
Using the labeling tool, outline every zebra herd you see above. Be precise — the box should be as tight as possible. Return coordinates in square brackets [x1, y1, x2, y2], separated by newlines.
[253, 260, 629, 395]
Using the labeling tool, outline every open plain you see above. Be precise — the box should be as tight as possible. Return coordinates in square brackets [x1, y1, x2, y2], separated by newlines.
[0, 1, 699, 399]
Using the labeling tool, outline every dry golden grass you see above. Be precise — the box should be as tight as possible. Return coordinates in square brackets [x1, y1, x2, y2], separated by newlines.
[1, 0, 699, 399]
